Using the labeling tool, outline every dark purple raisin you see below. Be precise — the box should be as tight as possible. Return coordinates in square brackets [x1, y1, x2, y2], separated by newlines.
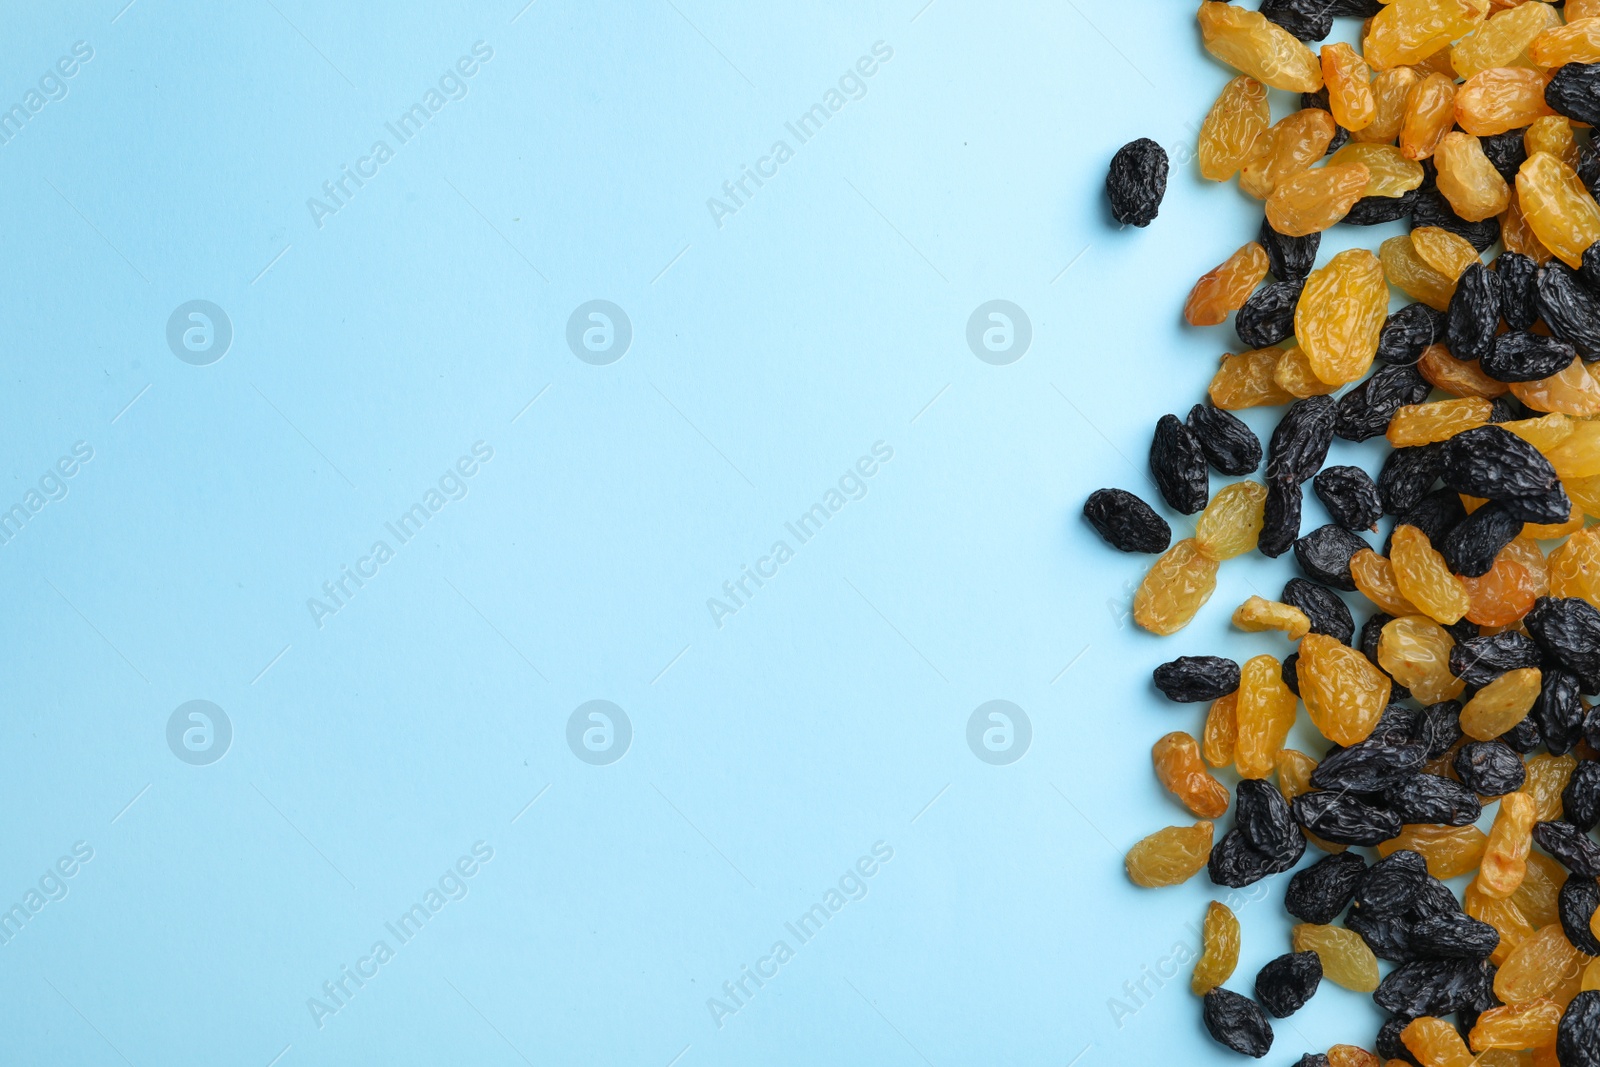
[1533, 668, 1585, 755]
[1293, 523, 1368, 591]
[1083, 489, 1171, 553]
[1558, 992, 1600, 1067]
[1480, 128, 1529, 186]
[1282, 577, 1354, 645]
[1259, 479, 1303, 559]
[1187, 404, 1262, 476]
[1445, 262, 1501, 363]
[1378, 445, 1444, 516]
[1454, 740, 1526, 796]
[1559, 875, 1600, 956]
[1258, 219, 1318, 284]
[1262, 0, 1332, 41]
[1388, 488, 1466, 553]
[1417, 701, 1464, 760]
[1335, 364, 1432, 442]
[1360, 612, 1394, 665]
[1377, 303, 1444, 365]
[1152, 655, 1240, 702]
[1526, 596, 1600, 693]
[1563, 760, 1600, 832]
[1408, 911, 1500, 960]
[1545, 62, 1600, 127]
[1482, 331, 1577, 383]
[1150, 414, 1209, 514]
[1209, 827, 1300, 888]
[1202, 988, 1273, 1058]
[1282, 651, 1301, 696]
[1438, 499, 1524, 578]
[1439, 425, 1560, 501]
[1106, 138, 1167, 227]
[1237, 778, 1305, 864]
[1534, 820, 1600, 878]
[1266, 396, 1337, 485]
[1373, 959, 1495, 1017]
[1313, 465, 1383, 531]
[1536, 261, 1600, 360]
[1237, 280, 1303, 349]
[1255, 951, 1321, 1018]
[1377, 1017, 1421, 1067]
[1382, 773, 1481, 827]
[1502, 484, 1575, 525]
[1343, 189, 1417, 226]
[1496, 251, 1540, 330]
[1310, 736, 1428, 793]
[1291, 790, 1402, 846]
[1499, 714, 1543, 754]
[1285, 851, 1367, 925]
[1449, 630, 1543, 689]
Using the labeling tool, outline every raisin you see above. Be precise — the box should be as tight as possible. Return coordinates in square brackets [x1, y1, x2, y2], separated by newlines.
[1261, 0, 1333, 42]
[1450, 631, 1544, 690]
[1197, 482, 1267, 562]
[1525, 596, 1600, 692]
[1398, 490, 1468, 553]
[1193, 900, 1241, 994]
[1296, 249, 1388, 385]
[1483, 332, 1579, 384]
[1499, 715, 1543, 755]
[1476, 791, 1539, 899]
[1440, 425, 1561, 502]
[1234, 595, 1311, 639]
[1377, 1017, 1421, 1067]
[1267, 396, 1338, 484]
[1314, 466, 1383, 531]
[1300, 632, 1393, 744]
[1310, 735, 1427, 792]
[1335, 364, 1433, 442]
[1200, 77, 1272, 182]
[1531, 669, 1584, 755]
[1373, 958, 1496, 1018]
[1388, 397, 1495, 448]
[1385, 773, 1482, 828]
[1255, 951, 1322, 1018]
[1283, 577, 1355, 645]
[1544, 62, 1600, 130]
[1404, 908, 1500, 959]
[1401, 1017, 1473, 1067]
[1462, 555, 1541, 628]
[1456, 740, 1528, 797]
[1518, 152, 1600, 270]
[1378, 616, 1465, 704]
[1237, 654, 1298, 778]
[1558, 875, 1600, 957]
[1125, 820, 1215, 887]
[1153, 656, 1239, 703]
[1412, 189, 1501, 253]
[1360, 610, 1394, 662]
[1267, 161, 1371, 235]
[1507, 356, 1600, 417]
[1292, 790, 1403, 846]
[1287, 851, 1367, 925]
[1134, 540, 1221, 636]
[1188, 404, 1262, 476]
[1456, 66, 1557, 138]
[1106, 138, 1168, 227]
[1496, 251, 1539, 331]
[1209, 825, 1302, 887]
[1558, 992, 1600, 1067]
[1534, 261, 1600, 359]
[1495, 922, 1585, 1003]
[1154, 732, 1232, 819]
[1259, 478, 1303, 559]
[1202, 987, 1274, 1058]
[1470, 1000, 1564, 1053]
[1297, 922, 1379, 993]
[1345, 188, 1419, 225]
[1199, 0, 1324, 93]
[1295, 524, 1368, 591]
[1582, 241, 1600, 294]
[1563, 761, 1600, 833]
[1083, 488, 1171, 553]
[1482, 129, 1530, 186]
[1379, 444, 1446, 515]
[1391, 524, 1471, 625]
[1435, 132, 1511, 223]
[1442, 263, 1503, 365]
[1417, 700, 1464, 760]
[1150, 414, 1209, 515]
[1204, 692, 1238, 768]
[1453, 0, 1558, 80]
[1532, 820, 1600, 878]
[1258, 219, 1319, 284]
[1186, 242, 1271, 327]
[1439, 500, 1525, 578]
[1237, 280, 1303, 349]
[1378, 303, 1445, 366]
[1243, 109, 1341, 200]
[1531, 19, 1600, 68]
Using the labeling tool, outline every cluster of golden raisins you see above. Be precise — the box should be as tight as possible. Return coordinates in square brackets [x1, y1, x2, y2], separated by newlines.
[1097, 1, 1600, 1063]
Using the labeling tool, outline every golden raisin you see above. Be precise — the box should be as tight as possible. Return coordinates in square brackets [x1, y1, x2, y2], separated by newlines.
[1388, 397, 1495, 446]
[1434, 131, 1513, 221]
[1299, 632, 1392, 745]
[1501, 413, 1574, 454]
[1401, 72, 1459, 161]
[1198, 76, 1272, 182]
[1525, 116, 1581, 173]
[1508, 356, 1600, 416]
[1452, 0, 1561, 78]
[1266, 162, 1370, 236]
[1323, 43, 1376, 131]
[1470, 1000, 1564, 1052]
[1544, 419, 1600, 480]
[1455, 67, 1556, 136]
[1411, 225, 1483, 280]
[1569, 473, 1600, 518]
[1495, 924, 1585, 1004]
[1401, 1016, 1474, 1067]
[1276, 748, 1316, 801]
[1185, 242, 1270, 326]
[1153, 732, 1231, 819]
[1292, 923, 1380, 993]
[1366, 0, 1487, 70]
[1195, 481, 1267, 560]
[1354, 66, 1422, 144]
[1512, 854, 1568, 927]
[1353, 549, 1424, 617]
[1235, 653, 1296, 779]
[1516, 152, 1600, 269]
[1477, 791, 1539, 899]
[1198, 1, 1323, 92]
[1192, 900, 1240, 994]
[1500, 536, 1550, 599]
[1528, 18, 1600, 68]
[1420, 343, 1511, 399]
[1468, 883, 1537, 966]
[1549, 527, 1600, 609]
[1521, 754, 1577, 822]
[1462, 558, 1539, 628]
[1233, 595, 1310, 639]
[1274, 344, 1341, 398]
[1391, 524, 1473, 625]
[1296, 248, 1387, 386]
[1381, 234, 1465, 311]
[1327, 1046, 1380, 1067]
[1125, 821, 1214, 888]
[1461, 668, 1543, 741]
[1502, 192, 1554, 263]
[1203, 692, 1238, 768]
[1379, 824, 1489, 879]
[1330, 143, 1425, 198]
[1210, 347, 1295, 409]
[1378, 614, 1465, 703]
[1240, 109, 1340, 199]
[1133, 539, 1219, 636]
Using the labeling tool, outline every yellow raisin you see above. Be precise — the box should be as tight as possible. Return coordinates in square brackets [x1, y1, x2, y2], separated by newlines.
[1330, 143, 1425, 199]
[1203, 692, 1238, 768]
[1322, 43, 1376, 131]
[1500, 412, 1574, 453]
[1381, 233, 1464, 310]
[1452, 0, 1561, 78]
[1354, 66, 1422, 144]
[1296, 248, 1387, 386]
[1401, 72, 1459, 161]
[1521, 754, 1577, 822]
[1378, 614, 1466, 703]
[1575, 0, 1600, 22]
[1292, 923, 1380, 993]
[1517, 151, 1600, 269]
[1353, 548, 1424, 617]
[1456, 67, 1557, 136]
[1525, 116, 1581, 173]
[1550, 526, 1600, 609]
[1477, 791, 1539, 899]
[1502, 192, 1554, 263]
[1544, 418, 1600, 479]
[1462, 558, 1540, 628]
[1192, 900, 1240, 994]
[1195, 481, 1268, 561]
[1570, 472, 1600, 518]
[1276, 748, 1316, 801]
[1470, 1000, 1564, 1052]
[1125, 821, 1214, 888]
[1587, 957, 1600, 993]
[1185, 243, 1269, 327]
[1461, 667, 1543, 741]
[1153, 732, 1231, 819]
[1299, 632, 1392, 745]
[1388, 397, 1495, 446]
[1528, 18, 1600, 68]
[1233, 595, 1311, 639]
[1508, 356, 1600, 416]
[1240, 108, 1340, 199]
[1328, 1046, 1381, 1067]
[1366, 0, 1487, 70]
[1379, 824, 1490, 879]
[1500, 536, 1549, 598]
[1513, 854, 1568, 927]
[1198, 1, 1323, 92]
[1133, 539, 1219, 636]
[1274, 344, 1341, 398]
[1210, 347, 1296, 409]
[1199, 75, 1272, 182]
[1467, 883, 1537, 965]
[1391, 524, 1473, 625]
[1412, 226, 1483, 283]
[1435, 131, 1513, 221]
[1266, 162, 1370, 236]
[1420, 342, 1511, 399]
[1235, 653, 1296, 779]
[1495, 924, 1585, 1004]
[1401, 1016, 1475, 1067]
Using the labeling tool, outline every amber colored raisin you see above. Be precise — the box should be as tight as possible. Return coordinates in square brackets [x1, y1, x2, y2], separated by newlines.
[1508, 357, 1600, 417]
[1353, 549, 1424, 617]
[1199, 1, 1323, 93]
[1528, 19, 1600, 69]
[1453, 1, 1560, 79]
[1522, 754, 1577, 822]
[1420, 343, 1511, 400]
[1462, 668, 1544, 741]
[1299, 632, 1392, 746]
[1236, 653, 1297, 779]
[1186, 243, 1271, 326]
[1463, 558, 1540, 628]
[1193, 900, 1241, 994]
[1204, 692, 1239, 768]
[1327, 1045, 1380, 1067]
[1517, 152, 1600, 270]
[1478, 791, 1540, 899]
[1378, 823, 1489, 880]
[1391, 525, 1473, 625]
[1413, 225, 1483, 281]
[1242, 109, 1340, 201]
[1470, 1000, 1564, 1052]
[1525, 117, 1581, 174]
[1292, 922, 1380, 993]
[1381, 234, 1464, 311]
[1267, 163, 1371, 236]
[1234, 596, 1312, 640]
[1494, 924, 1584, 1004]
[1513, 853, 1568, 928]
[1275, 345, 1342, 398]
[1196, 481, 1269, 561]
[1468, 883, 1537, 966]
[1365, 0, 1486, 70]
[1550, 528, 1600, 609]
[1502, 194, 1554, 264]
[1125, 821, 1215, 887]
[1435, 132, 1513, 222]
[1322, 43, 1375, 131]
[1154, 732, 1231, 819]
[1401, 72, 1459, 162]
[1199, 76, 1272, 182]
[1297, 248, 1388, 386]
[1134, 539, 1220, 636]
[1379, 614, 1466, 704]
[1401, 1016, 1475, 1067]
[1456, 67, 1556, 137]
[1354, 66, 1421, 145]
[1330, 143, 1425, 199]
[1211, 347, 1297, 410]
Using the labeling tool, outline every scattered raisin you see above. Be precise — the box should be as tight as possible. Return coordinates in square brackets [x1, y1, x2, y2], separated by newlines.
[1083, 488, 1171, 553]
[1106, 138, 1168, 227]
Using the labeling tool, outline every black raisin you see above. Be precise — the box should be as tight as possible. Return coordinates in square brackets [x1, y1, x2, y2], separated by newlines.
[1445, 262, 1501, 363]
[1237, 281, 1303, 349]
[1373, 959, 1495, 1018]
[1481, 331, 1578, 383]
[1335, 364, 1432, 442]
[1261, 0, 1333, 40]
[1282, 651, 1301, 696]
[1258, 219, 1319, 284]
[1282, 577, 1355, 645]
[1411, 188, 1500, 253]
[1377, 303, 1444, 365]
[1438, 499, 1524, 578]
[1532, 668, 1585, 756]
[1496, 251, 1540, 330]
[1293, 523, 1367, 591]
[1343, 189, 1417, 226]
[1360, 612, 1394, 665]
[1557, 992, 1600, 1067]
[1480, 128, 1529, 186]
[1545, 62, 1600, 128]
[1563, 760, 1600, 833]
[1582, 241, 1600, 294]
[1449, 630, 1544, 689]
[1237, 778, 1305, 864]
[1536, 261, 1600, 360]
[1525, 596, 1600, 693]
[1285, 852, 1367, 925]
[1267, 396, 1337, 485]
[1291, 790, 1402, 846]
[1439, 425, 1560, 501]
[1313, 466, 1383, 531]
[1188, 404, 1262, 476]
[1583, 145, 1600, 203]
[1377, 1017, 1421, 1067]
[1150, 414, 1209, 515]
[1152, 655, 1240, 702]
[1083, 489, 1171, 554]
[1503, 484, 1576, 525]
[1410, 911, 1500, 960]
[1417, 700, 1464, 760]
[1106, 138, 1167, 227]
[1498, 714, 1542, 754]
[1259, 479, 1303, 559]
[1255, 951, 1321, 1018]
[1202, 988, 1273, 1058]
[1454, 740, 1527, 796]
[1559, 875, 1600, 956]
[1311, 737, 1428, 793]
[1388, 488, 1466, 553]
[1209, 827, 1301, 888]
[1378, 444, 1444, 516]
[1383, 773, 1482, 827]
[1534, 820, 1600, 878]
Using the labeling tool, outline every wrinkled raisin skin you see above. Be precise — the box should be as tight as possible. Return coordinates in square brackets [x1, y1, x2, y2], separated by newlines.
[1153, 656, 1240, 702]
[1083, 489, 1171, 553]
[1107, 138, 1168, 227]
[1151, 414, 1210, 515]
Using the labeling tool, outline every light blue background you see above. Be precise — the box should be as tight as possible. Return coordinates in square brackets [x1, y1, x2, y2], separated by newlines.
[0, 1, 1412, 1064]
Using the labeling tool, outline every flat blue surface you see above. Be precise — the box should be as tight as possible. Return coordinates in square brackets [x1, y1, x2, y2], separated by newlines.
[0, 2, 1410, 1064]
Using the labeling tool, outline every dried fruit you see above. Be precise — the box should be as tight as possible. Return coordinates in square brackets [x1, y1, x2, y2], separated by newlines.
[1507, 355, 1600, 417]
[1258, 220, 1320, 284]
[1242, 110, 1340, 200]
[1293, 923, 1378, 993]
[1233, 596, 1311, 640]
[1532, 819, 1600, 879]
[1283, 577, 1355, 644]
[1193, 900, 1241, 994]
[1456, 67, 1556, 137]
[1337, 363, 1434, 441]
[1154, 732, 1231, 818]
[1236, 654, 1298, 779]
[1461, 556, 1540, 628]
[1484, 332, 1579, 384]
[1364, 0, 1486, 70]
[1435, 131, 1512, 221]
[1451, 630, 1544, 690]
[1382, 232, 1468, 311]
[1463, 667, 1544, 741]
[1453, 0, 1560, 79]
[1355, 550, 1425, 617]
[1186, 243, 1270, 327]
[1378, 824, 1489, 880]
[1203, 692, 1238, 769]
[1556, 991, 1600, 1067]
[1525, 116, 1581, 173]
[1154, 656, 1240, 703]
[1211, 347, 1297, 410]
[1494, 923, 1585, 1004]
[1200, 1, 1323, 93]
[1458, 739, 1529, 796]
[1373, 956, 1496, 1017]
[1391, 525, 1473, 625]
[1545, 61, 1600, 128]
[1202, 987, 1274, 1058]
[1126, 820, 1215, 887]
[1525, 595, 1600, 692]
[1296, 249, 1387, 385]
[1529, 19, 1600, 69]
[1196, 480, 1267, 560]
[1446, 263, 1504, 365]
[1268, 162, 1370, 235]
[1259, 478, 1303, 558]
[1255, 950, 1322, 1018]
[1401, 72, 1459, 161]
[1134, 539, 1220, 636]
[1380, 615, 1465, 703]
[1388, 397, 1495, 447]
[1414, 186, 1503, 251]
[1517, 152, 1600, 269]
[1440, 424, 1562, 506]
[1384, 773, 1483, 827]
[1470, 999, 1564, 1053]
[1151, 414, 1209, 514]
[1287, 852, 1367, 925]
[1292, 789, 1403, 846]
[1532, 263, 1600, 360]
[1298, 633, 1392, 745]
[1107, 138, 1168, 227]
[1083, 488, 1171, 554]
[1523, 753, 1577, 822]
[1313, 466, 1382, 531]
[1331, 145, 1423, 203]
[1199, 76, 1272, 181]
[1557, 871, 1600, 956]
[1402, 1016, 1474, 1067]
[1477, 791, 1539, 899]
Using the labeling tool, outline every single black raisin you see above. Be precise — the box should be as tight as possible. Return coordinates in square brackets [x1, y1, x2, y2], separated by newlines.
[1454, 740, 1526, 796]
[1496, 251, 1540, 330]
[1291, 790, 1402, 846]
[1535, 820, 1600, 878]
[1563, 760, 1600, 833]
[1559, 875, 1600, 956]
[1282, 651, 1300, 696]
[1409, 911, 1500, 960]
[1389, 488, 1466, 553]
[1582, 241, 1600, 294]
[1237, 778, 1305, 864]
[1481, 128, 1529, 186]
[1152, 655, 1240, 702]
[1266, 396, 1337, 485]
[1383, 773, 1482, 827]
[1255, 951, 1321, 1018]
[1378, 445, 1444, 516]
[1293, 524, 1367, 591]
[1536, 261, 1600, 360]
[1438, 499, 1524, 578]
[1445, 262, 1501, 363]
[1082, 489, 1171, 553]
[1237, 281, 1303, 349]
[1411, 189, 1500, 252]
[1360, 612, 1394, 665]
[1259, 479, 1303, 559]
[1258, 219, 1319, 284]
[1546, 62, 1600, 127]
[1261, 0, 1333, 40]
[1557, 991, 1600, 1067]
[1343, 189, 1417, 226]
[1481, 331, 1578, 383]
[1449, 631, 1543, 690]
[1416, 700, 1464, 760]
[1150, 414, 1209, 515]
[1310, 737, 1428, 793]
[1502, 484, 1576, 525]
[1106, 138, 1167, 227]
[1377, 303, 1444, 366]
[1209, 827, 1301, 888]
[1202, 988, 1273, 1058]
[1188, 404, 1262, 476]
[1526, 596, 1600, 693]
[1498, 714, 1543, 754]
[1439, 425, 1560, 501]
[1532, 668, 1585, 755]
[1335, 364, 1432, 442]
[1373, 959, 1495, 1018]
[1285, 852, 1367, 925]
[1282, 577, 1355, 645]
[1313, 466, 1383, 531]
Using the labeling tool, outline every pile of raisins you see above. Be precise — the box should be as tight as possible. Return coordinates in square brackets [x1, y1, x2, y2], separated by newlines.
[1091, 2, 1600, 1062]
